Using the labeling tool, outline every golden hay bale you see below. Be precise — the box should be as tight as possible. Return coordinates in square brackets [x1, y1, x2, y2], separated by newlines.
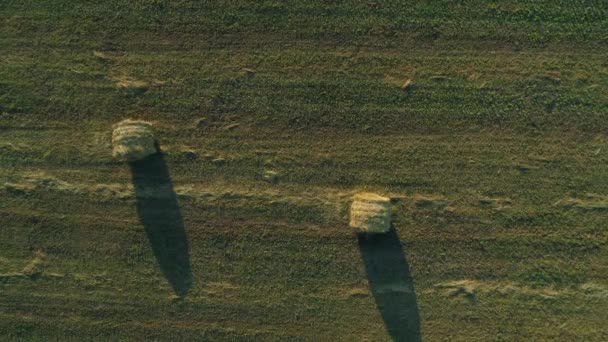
[349, 192, 392, 234]
[112, 119, 158, 162]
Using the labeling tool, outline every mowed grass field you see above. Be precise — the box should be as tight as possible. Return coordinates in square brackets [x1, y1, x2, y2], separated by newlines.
[1, 1, 608, 341]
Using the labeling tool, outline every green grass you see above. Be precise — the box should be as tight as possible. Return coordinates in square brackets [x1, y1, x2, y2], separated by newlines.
[1, 1, 607, 341]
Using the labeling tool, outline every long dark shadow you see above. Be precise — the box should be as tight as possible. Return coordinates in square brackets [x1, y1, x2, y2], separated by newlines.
[358, 226, 421, 342]
[130, 153, 192, 296]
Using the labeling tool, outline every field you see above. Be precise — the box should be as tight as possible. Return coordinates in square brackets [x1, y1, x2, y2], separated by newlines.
[1, 1, 607, 341]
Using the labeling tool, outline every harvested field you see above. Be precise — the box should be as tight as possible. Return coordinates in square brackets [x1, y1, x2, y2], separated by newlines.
[1, 1, 607, 341]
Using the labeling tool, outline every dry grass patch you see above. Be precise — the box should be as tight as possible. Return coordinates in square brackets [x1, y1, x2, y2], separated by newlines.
[555, 193, 608, 211]
[479, 197, 512, 210]
[434, 279, 574, 303]
[113, 76, 150, 93]
[412, 194, 450, 209]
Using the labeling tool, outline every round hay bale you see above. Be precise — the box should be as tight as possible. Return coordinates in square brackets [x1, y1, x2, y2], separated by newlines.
[349, 192, 392, 234]
[112, 119, 158, 162]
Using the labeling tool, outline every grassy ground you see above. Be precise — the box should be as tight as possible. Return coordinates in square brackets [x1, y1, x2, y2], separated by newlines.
[1, 1, 607, 341]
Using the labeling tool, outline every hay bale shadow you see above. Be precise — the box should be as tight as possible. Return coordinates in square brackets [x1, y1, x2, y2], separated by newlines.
[130, 153, 192, 296]
[358, 227, 421, 342]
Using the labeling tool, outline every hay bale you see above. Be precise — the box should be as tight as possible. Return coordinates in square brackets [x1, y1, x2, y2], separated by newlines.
[349, 192, 392, 234]
[112, 119, 158, 162]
